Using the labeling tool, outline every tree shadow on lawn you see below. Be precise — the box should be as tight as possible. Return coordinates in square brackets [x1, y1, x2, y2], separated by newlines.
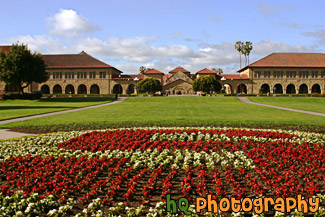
[38, 97, 114, 103]
[0, 106, 74, 110]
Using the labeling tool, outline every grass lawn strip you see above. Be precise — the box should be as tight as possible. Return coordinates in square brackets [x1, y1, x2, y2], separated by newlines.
[1, 97, 325, 130]
[0, 97, 114, 121]
[248, 97, 325, 114]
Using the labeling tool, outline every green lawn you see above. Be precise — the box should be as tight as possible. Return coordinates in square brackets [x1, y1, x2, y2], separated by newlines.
[0, 97, 114, 120]
[2, 97, 325, 130]
[248, 97, 325, 114]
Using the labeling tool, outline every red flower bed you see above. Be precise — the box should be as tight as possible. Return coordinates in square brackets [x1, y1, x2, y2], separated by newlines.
[0, 128, 323, 214]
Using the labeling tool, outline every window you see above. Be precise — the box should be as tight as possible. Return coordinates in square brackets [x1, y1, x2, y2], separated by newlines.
[77, 72, 80, 79]
[312, 71, 318, 78]
[72, 72, 74, 79]
[52, 72, 55, 79]
[89, 72, 96, 79]
[84, 72, 87, 79]
[59, 72, 62, 79]
[322, 72, 325, 78]
[65, 72, 67, 79]
[103, 72, 106, 78]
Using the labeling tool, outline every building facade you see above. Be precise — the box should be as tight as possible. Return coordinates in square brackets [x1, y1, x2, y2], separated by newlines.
[0, 46, 324, 95]
[237, 53, 325, 94]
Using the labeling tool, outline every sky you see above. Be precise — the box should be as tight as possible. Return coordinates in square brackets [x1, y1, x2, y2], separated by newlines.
[1, 0, 325, 74]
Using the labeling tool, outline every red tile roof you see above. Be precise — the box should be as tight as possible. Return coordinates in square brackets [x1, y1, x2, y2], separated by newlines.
[0, 46, 11, 53]
[169, 67, 190, 73]
[196, 68, 216, 74]
[143, 68, 164, 74]
[42, 51, 113, 69]
[239, 53, 325, 72]
[220, 74, 249, 80]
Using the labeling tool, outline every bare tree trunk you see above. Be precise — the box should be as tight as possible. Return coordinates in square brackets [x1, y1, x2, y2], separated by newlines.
[239, 53, 241, 69]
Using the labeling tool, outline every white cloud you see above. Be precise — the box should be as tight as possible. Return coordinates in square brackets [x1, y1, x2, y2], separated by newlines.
[303, 29, 325, 44]
[253, 40, 318, 55]
[208, 15, 223, 23]
[6, 35, 69, 54]
[73, 36, 198, 61]
[4, 34, 320, 75]
[47, 9, 98, 38]
[256, 2, 295, 17]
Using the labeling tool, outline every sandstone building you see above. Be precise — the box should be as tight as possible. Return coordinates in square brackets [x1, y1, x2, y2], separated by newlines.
[0, 45, 324, 95]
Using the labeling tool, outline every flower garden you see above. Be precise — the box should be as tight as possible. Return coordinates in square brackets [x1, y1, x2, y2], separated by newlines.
[0, 128, 324, 216]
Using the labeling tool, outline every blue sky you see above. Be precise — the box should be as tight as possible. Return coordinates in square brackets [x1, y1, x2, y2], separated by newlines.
[1, 0, 325, 74]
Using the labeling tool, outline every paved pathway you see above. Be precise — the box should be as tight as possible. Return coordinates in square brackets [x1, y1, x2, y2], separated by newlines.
[0, 97, 127, 140]
[0, 129, 35, 140]
[237, 96, 325, 117]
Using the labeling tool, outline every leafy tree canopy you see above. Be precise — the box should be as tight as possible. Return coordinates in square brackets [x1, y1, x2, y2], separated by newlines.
[211, 68, 223, 74]
[139, 66, 152, 74]
[0, 43, 48, 93]
[136, 77, 162, 94]
[192, 75, 221, 94]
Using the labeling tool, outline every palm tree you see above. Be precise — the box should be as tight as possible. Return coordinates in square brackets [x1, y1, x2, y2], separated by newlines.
[234, 41, 243, 69]
[211, 68, 223, 74]
[243, 42, 253, 66]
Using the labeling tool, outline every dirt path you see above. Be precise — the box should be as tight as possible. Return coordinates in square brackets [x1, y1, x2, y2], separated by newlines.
[237, 96, 325, 117]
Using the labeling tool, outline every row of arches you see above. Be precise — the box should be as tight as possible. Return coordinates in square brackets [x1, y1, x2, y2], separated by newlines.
[259, 83, 321, 94]
[112, 84, 135, 94]
[223, 83, 322, 94]
[41, 84, 100, 94]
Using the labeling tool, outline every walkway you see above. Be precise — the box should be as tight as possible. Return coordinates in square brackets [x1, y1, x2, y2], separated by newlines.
[0, 97, 127, 139]
[0, 129, 35, 140]
[237, 97, 325, 117]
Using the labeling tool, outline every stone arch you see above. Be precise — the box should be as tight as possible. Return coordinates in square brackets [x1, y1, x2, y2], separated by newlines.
[127, 84, 135, 94]
[173, 87, 185, 95]
[65, 84, 75, 94]
[237, 84, 247, 94]
[53, 84, 62, 94]
[260, 83, 270, 94]
[90, 84, 100, 94]
[286, 84, 296, 94]
[5, 84, 19, 93]
[40, 85, 50, 94]
[78, 84, 87, 94]
[113, 84, 123, 94]
[311, 84, 321, 94]
[223, 84, 233, 94]
[299, 84, 308, 94]
[273, 84, 283, 94]
[187, 88, 194, 94]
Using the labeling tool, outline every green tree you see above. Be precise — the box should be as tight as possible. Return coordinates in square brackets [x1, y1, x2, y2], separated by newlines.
[0, 43, 48, 93]
[234, 41, 243, 69]
[212, 68, 223, 74]
[139, 66, 151, 74]
[136, 77, 162, 94]
[192, 76, 222, 94]
[243, 41, 253, 65]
